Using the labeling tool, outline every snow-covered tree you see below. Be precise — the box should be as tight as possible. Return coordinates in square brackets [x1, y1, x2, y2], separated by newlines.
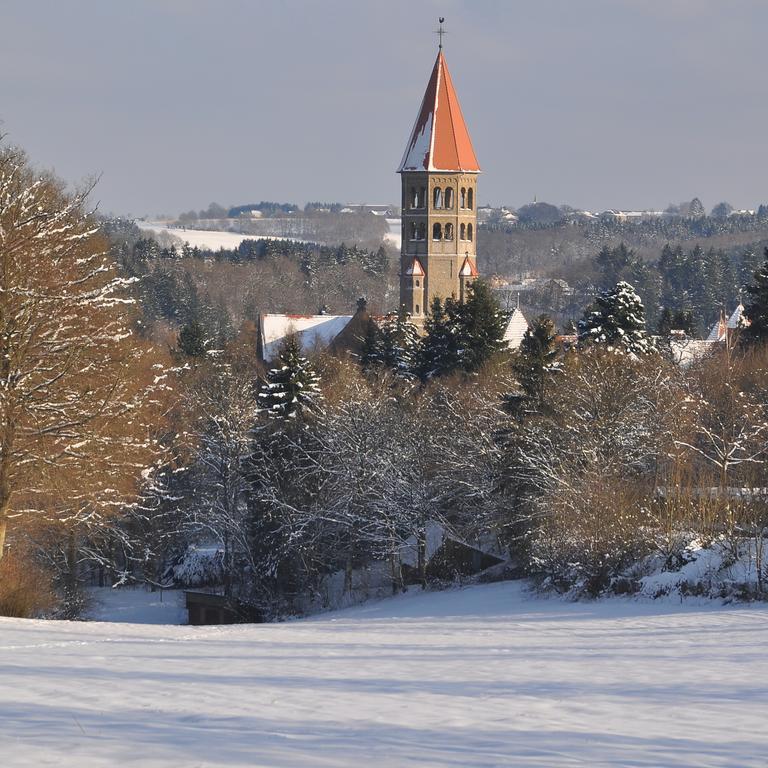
[258, 335, 322, 420]
[0, 144, 171, 573]
[183, 361, 260, 597]
[578, 281, 654, 354]
[742, 251, 768, 345]
[377, 309, 420, 378]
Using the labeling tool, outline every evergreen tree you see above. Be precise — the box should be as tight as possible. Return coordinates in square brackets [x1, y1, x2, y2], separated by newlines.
[742, 251, 768, 345]
[578, 281, 654, 354]
[453, 280, 509, 372]
[378, 308, 420, 378]
[258, 335, 322, 420]
[657, 307, 674, 337]
[418, 282, 508, 378]
[177, 319, 207, 357]
[359, 317, 383, 370]
[657, 308, 696, 337]
[688, 197, 706, 218]
[512, 314, 559, 408]
[416, 298, 460, 379]
[595, 243, 633, 289]
[739, 246, 763, 292]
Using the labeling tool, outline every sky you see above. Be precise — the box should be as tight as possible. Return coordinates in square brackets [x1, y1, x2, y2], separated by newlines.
[1, 0, 766, 217]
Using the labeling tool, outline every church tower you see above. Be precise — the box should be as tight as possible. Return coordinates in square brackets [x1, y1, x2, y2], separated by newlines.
[398, 36, 480, 321]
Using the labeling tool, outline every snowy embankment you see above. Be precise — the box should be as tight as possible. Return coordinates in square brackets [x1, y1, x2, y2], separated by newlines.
[3, 582, 768, 767]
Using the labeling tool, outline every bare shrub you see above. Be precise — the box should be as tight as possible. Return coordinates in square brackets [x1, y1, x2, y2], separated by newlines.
[0, 552, 56, 618]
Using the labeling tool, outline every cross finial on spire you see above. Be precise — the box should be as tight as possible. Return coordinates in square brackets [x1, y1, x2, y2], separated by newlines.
[436, 17, 446, 50]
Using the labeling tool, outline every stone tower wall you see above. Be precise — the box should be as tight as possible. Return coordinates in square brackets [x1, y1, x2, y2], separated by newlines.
[399, 171, 479, 318]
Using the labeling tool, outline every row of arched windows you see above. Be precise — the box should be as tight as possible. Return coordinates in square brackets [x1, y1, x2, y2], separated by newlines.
[410, 222, 474, 241]
[409, 222, 427, 240]
[431, 222, 473, 241]
[409, 185, 474, 210]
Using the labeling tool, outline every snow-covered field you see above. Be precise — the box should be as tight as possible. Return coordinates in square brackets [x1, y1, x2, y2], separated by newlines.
[135, 222, 302, 250]
[2, 582, 767, 767]
[136, 220, 402, 251]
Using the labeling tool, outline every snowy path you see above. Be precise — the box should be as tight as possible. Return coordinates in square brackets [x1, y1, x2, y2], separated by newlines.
[2, 582, 767, 767]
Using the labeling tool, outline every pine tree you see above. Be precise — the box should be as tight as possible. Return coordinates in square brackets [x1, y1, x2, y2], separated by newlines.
[578, 281, 654, 354]
[417, 282, 508, 378]
[416, 298, 460, 379]
[740, 247, 763, 292]
[453, 280, 509, 372]
[359, 317, 383, 370]
[742, 251, 768, 345]
[258, 335, 322, 420]
[512, 314, 559, 408]
[178, 319, 207, 357]
[688, 197, 706, 218]
[378, 308, 420, 378]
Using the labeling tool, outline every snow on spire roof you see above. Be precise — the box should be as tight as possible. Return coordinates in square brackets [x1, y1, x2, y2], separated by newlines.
[406, 257, 425, 276]
[459, 255, 478, 277]
[398, 51, 480, 173]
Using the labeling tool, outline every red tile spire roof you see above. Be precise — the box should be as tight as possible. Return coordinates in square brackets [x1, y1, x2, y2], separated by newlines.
[405, 257, 426, 276]
[398, 51, 480, 173]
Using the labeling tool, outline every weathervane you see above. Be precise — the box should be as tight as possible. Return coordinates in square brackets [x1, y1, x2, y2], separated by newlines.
[436, 17, 446, 50]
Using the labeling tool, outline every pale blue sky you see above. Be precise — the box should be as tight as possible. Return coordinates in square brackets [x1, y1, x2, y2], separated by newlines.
[1, 0, 766, 216]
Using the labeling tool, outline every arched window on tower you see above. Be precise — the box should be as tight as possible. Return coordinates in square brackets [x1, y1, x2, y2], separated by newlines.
[444, 223, 454, 240]
[418, 222, 426, 240]
[460, 223, 466, 240]
[410, 222, 418, 241]
[415, 279, 420, 287]
[444, 188, 454, 209]
[410, 187, 418, 209]
[433, 187, 443, 209]
[467, 223, 473, 241]
[419, 187, 426, 208]
[460, 188, 466, 208]
[415, 304, 420, 314]
[467, 188, 474, 210]
[432, 222, 442, 240]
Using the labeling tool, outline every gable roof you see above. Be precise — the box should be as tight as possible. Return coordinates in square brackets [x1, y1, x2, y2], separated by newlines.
[258, 314, 352, 362]
[459, 255, 478, 277]
[503, 308, 529, 350]
[706, 304, 749, 342]
[398, 51, 480, 173]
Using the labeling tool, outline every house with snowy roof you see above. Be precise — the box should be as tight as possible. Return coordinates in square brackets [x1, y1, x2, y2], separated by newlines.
[668, 305, 749, 366]
[257, 312, 353, 363]
[503, 307, 530, 350]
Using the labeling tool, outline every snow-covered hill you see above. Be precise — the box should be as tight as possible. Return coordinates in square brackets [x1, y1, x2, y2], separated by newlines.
[2, 581, 767, 767]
